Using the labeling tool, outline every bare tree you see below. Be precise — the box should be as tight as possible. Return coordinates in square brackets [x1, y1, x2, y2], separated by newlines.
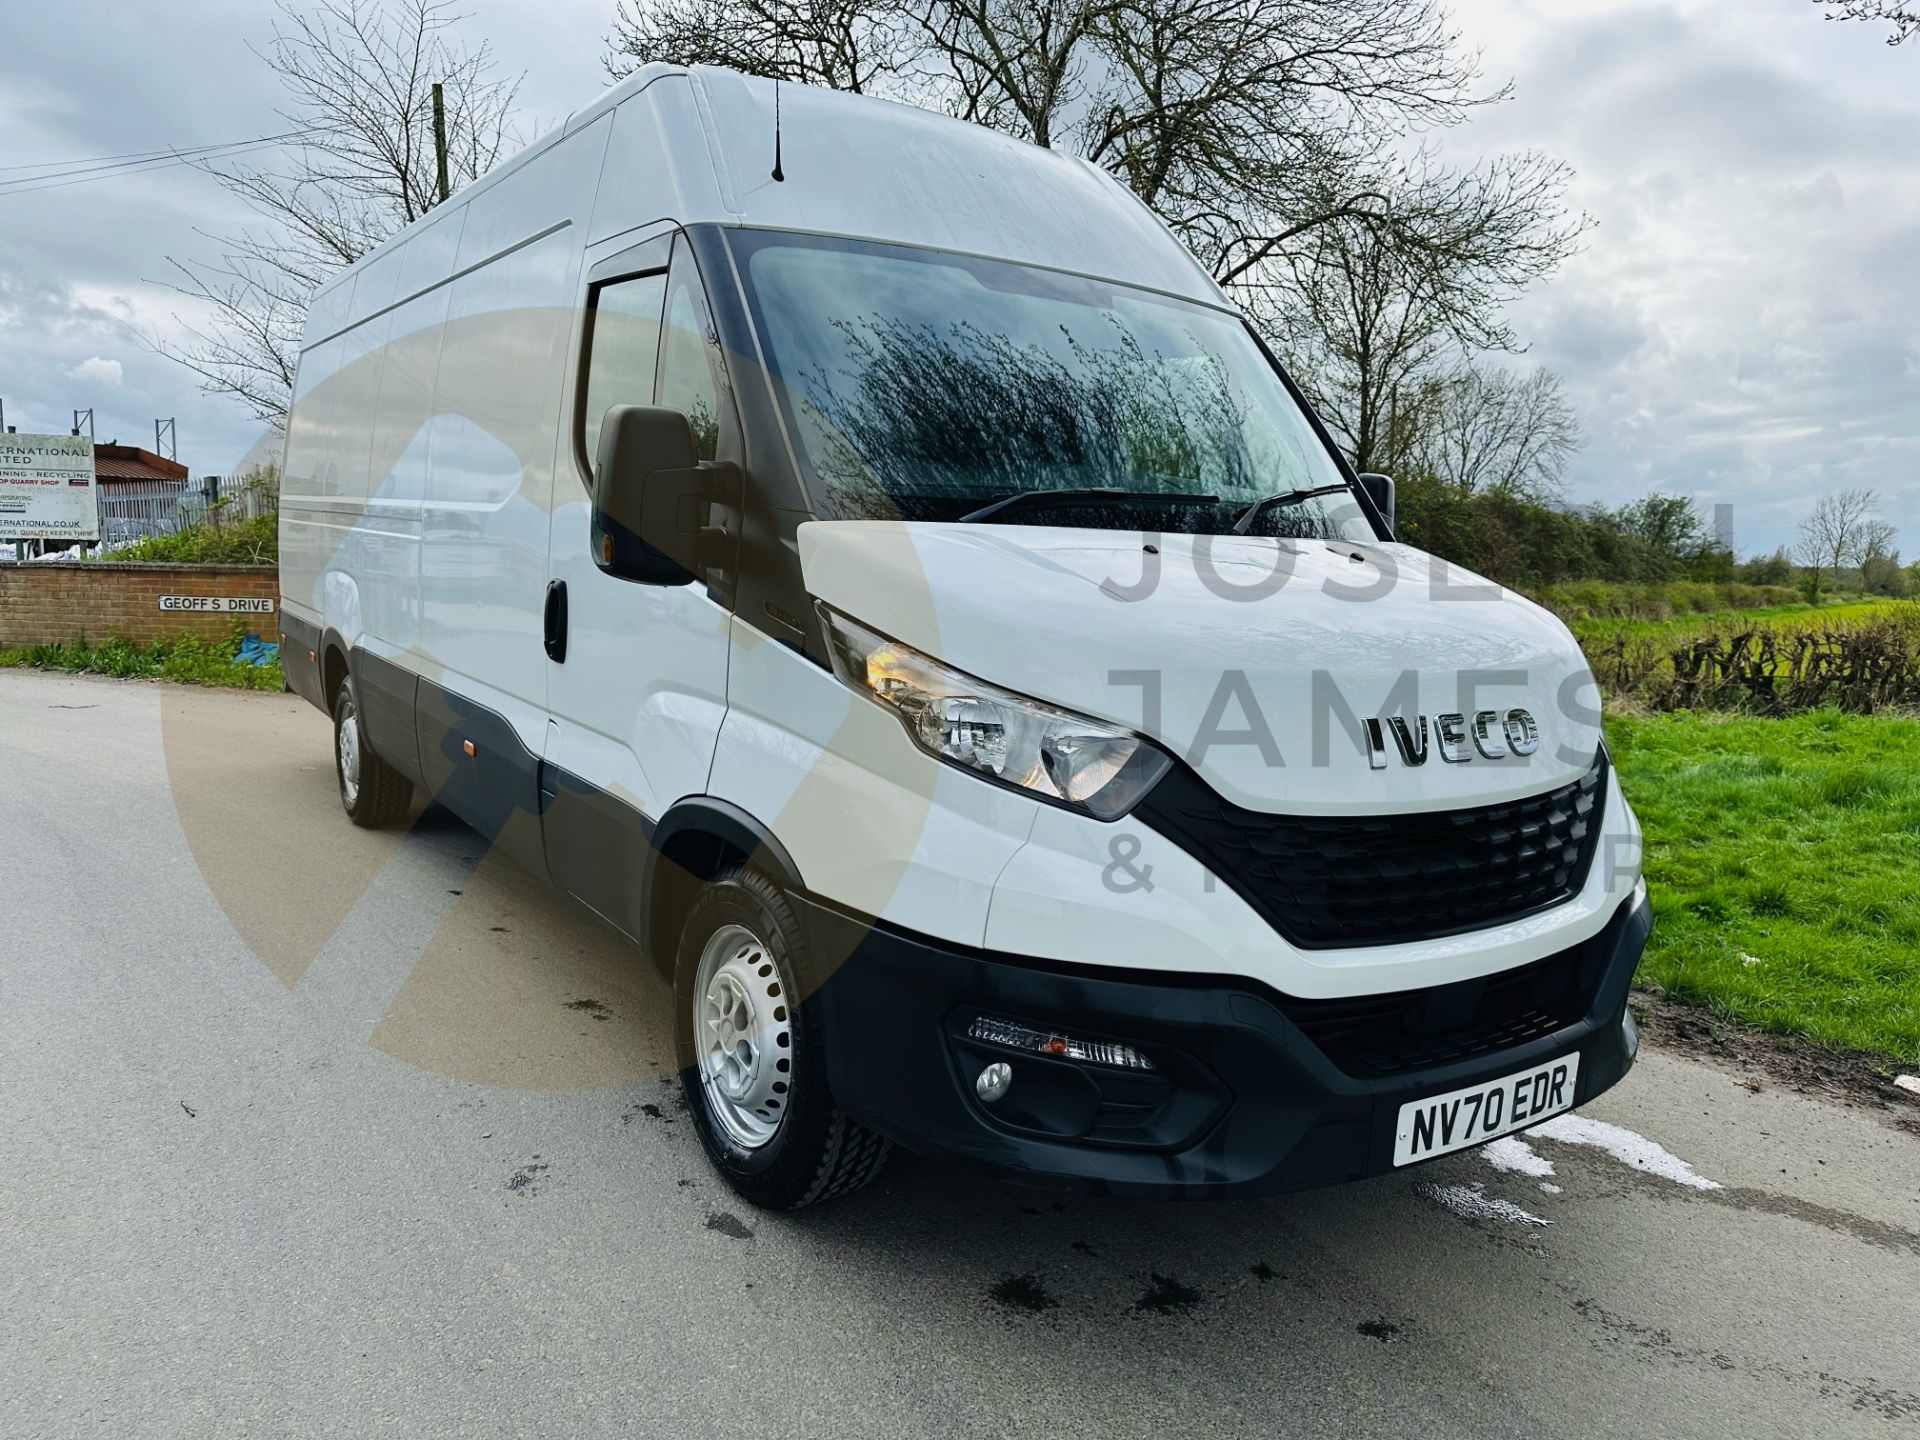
[1812, 0, 1917, 45]
[1793, 486, 1888, 600]
[160, 0, 522, 426]
[607, 0, 911, 90]
[1409, 364, 1577, 500]
[606, 0, 1582, 321]
[1267, 151, 1581, 474]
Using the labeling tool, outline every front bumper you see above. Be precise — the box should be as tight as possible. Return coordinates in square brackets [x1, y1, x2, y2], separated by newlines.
[803, 888, 1651, 1198]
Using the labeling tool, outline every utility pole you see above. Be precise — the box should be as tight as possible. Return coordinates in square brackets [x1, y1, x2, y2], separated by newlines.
[432, 82, 451, 205]
[1, 403, 16, 562]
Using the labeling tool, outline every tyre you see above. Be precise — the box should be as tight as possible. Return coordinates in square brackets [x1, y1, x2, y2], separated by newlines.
[675, 866, 891, 1209]
[332, 672, 413, 829]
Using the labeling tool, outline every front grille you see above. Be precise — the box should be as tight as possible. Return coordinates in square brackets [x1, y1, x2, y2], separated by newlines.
[1275, 945, 1594, 1078]
[1138, 750, 1608, 950]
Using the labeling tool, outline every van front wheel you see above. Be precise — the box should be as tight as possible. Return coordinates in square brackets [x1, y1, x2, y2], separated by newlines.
[332, 674, 412, 829]
[675, 867, 890, 1209]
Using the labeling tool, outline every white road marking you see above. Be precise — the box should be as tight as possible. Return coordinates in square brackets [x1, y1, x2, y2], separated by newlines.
[1528, 1115, 1723, 1190]
[1482, 1136, 1556, 1178]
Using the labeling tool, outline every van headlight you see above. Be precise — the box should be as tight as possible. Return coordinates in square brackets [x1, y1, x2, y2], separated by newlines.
[817, 605, 1170, 820]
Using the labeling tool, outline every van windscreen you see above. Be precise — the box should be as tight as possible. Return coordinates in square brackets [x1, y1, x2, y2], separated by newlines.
[735, 231, 1371, 539]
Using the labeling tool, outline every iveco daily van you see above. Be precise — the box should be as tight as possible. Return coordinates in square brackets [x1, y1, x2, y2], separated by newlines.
[278, 65, 1649, 1208]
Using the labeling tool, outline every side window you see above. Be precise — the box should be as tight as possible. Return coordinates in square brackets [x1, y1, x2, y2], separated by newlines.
[658, 243, 733, 462]
[580, 270, 668, 475]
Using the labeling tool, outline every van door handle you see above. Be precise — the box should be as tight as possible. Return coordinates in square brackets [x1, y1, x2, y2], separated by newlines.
[543, 580, 568, 663]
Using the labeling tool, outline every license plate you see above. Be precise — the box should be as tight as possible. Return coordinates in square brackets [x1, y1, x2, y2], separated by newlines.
[1393, 1053, 1580, 1167]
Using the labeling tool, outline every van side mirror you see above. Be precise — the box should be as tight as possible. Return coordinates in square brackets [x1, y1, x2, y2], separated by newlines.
[591, 405, 739, 586]
[1357, 473, 1395, 539]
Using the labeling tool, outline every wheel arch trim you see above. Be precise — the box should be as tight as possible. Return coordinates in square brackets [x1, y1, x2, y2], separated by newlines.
[642, 796, 806, 980]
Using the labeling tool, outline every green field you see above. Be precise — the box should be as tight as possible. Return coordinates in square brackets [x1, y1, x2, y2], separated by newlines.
[1610, 709, 1920, 1064]
[1567, 596, 1906, 648]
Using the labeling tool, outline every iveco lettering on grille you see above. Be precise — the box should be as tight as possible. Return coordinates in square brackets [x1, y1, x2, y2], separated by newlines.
[1362, 707, 1542, 769]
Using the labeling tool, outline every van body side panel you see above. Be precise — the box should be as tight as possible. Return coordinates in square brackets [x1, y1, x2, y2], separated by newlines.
[537, 762, 657, 941]
[417, 223, 578, 769]
[356, 284, 450, 656]
[350, 646, 422, 784]
[706, 618, 1037, 949]
[279, 610, 325, 711]
[415, 677, 549, 873]
[278, 338, 346, 642]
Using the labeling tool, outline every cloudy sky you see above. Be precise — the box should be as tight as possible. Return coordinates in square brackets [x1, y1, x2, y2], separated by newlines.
[2, 0, 1914, 555]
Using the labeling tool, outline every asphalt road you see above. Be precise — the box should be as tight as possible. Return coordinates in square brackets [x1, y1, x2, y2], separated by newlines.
[3, 667, 1916, 1440]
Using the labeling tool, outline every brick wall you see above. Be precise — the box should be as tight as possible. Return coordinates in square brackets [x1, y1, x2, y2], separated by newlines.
[0, 563, 278, 647]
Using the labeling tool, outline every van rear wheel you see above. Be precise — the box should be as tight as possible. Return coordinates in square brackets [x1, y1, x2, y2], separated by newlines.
[675, 866, 890, 1209]
[332, 673, 412, 829]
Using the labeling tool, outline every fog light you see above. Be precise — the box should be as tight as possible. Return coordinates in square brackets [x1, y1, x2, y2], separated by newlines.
[967, 1016, 1155, 1071]
[975, 1062, 1013, 1103]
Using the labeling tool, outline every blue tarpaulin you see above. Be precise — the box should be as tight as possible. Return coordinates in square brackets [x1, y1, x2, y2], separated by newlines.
[236, 631, 280, 667]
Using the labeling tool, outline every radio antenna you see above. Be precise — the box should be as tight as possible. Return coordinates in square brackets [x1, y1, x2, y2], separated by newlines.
[771, 78, 785, 182]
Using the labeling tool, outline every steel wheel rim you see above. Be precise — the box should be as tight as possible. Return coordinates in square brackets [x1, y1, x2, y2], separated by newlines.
[693, 922, 793, 1150]
[337, 697, 361, 809]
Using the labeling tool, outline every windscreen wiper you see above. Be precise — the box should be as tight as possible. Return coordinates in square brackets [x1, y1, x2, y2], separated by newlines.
[957, 487, 1223, 524]
[1230, 483, 1352, 535]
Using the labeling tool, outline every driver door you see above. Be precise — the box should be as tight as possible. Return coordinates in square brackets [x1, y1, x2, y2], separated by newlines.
[541, 230, 739, 940]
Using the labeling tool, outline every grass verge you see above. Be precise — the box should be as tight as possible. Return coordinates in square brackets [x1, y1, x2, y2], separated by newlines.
[0, 626, 283, 691]
[1610, 708, 1920, 1065]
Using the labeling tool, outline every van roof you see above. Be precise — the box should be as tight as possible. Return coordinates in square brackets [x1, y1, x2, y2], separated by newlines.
[304, 66, 1226, 347]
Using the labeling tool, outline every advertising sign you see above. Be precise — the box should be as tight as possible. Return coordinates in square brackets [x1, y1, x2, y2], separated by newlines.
[0, 432, 99, 542]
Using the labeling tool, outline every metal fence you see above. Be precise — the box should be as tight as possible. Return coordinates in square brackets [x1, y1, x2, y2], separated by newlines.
[97, 483, 190, 548]
[95, 475, 277, 550]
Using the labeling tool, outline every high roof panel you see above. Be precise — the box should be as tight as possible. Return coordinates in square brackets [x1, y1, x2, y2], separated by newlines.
[685, 68, 1225, 308]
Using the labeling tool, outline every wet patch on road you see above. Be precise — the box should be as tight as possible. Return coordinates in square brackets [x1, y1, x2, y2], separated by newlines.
[1512, 1130, 1920, 1258]
[988, 1272, 1059, 1315]
[1134, 1273, 1203, 1315]
[1564, 1290, 1920, 1422]
[506, 1160, 550, 1196]
[1356, 1319, 1401, 1344]
[1612, 1169, 1920, 1258]
[563, 998, 612, 1021]
[705, 1211, 754, 1240]
[1416, 1181, 1552, 1227]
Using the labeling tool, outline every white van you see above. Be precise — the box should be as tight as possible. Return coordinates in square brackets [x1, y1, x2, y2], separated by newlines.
[280, 65, 1649, 1209]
